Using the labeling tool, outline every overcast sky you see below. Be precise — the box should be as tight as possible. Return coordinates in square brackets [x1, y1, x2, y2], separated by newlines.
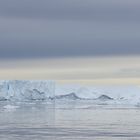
[0, 0, 140, 59]
[0, 0, 140, 84]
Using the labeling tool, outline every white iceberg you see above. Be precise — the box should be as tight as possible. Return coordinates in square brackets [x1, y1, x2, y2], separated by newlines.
[0, 80, 55, 101]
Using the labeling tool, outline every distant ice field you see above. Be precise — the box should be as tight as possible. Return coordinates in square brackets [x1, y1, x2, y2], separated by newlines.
[0, 80, 140, 107]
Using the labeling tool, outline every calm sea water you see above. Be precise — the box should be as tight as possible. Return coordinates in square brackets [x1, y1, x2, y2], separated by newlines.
[0, 100, 140, 140]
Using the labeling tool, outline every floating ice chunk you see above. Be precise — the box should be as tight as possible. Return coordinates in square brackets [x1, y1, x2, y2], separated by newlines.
[4, 105, 19, 109]
[3, 105, 19, 112]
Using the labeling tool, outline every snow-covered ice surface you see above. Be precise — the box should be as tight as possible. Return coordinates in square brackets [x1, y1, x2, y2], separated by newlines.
[1, 81, 140, 139]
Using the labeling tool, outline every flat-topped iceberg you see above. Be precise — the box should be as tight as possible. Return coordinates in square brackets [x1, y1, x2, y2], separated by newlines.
[0, 80, 55, 101]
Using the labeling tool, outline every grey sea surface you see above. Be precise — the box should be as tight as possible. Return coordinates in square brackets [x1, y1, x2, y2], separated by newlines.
[0, 100, 140, 140]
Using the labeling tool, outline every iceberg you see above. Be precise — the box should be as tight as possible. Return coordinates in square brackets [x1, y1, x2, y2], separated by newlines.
[54, 93, 81, 100]
[96, 95, 114, 101]
[55, 85, 140, 106]
[0, 80, 55, 101]
[1, 81, 140, 107]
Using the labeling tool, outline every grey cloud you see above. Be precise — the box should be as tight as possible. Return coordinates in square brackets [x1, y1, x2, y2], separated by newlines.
[0, 0, 140, 21]
[0, 0, 140, 59]
[0, 38, 140, 59]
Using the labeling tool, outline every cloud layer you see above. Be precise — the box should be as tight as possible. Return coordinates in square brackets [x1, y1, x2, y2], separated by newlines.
[0, 0, 140, 59]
